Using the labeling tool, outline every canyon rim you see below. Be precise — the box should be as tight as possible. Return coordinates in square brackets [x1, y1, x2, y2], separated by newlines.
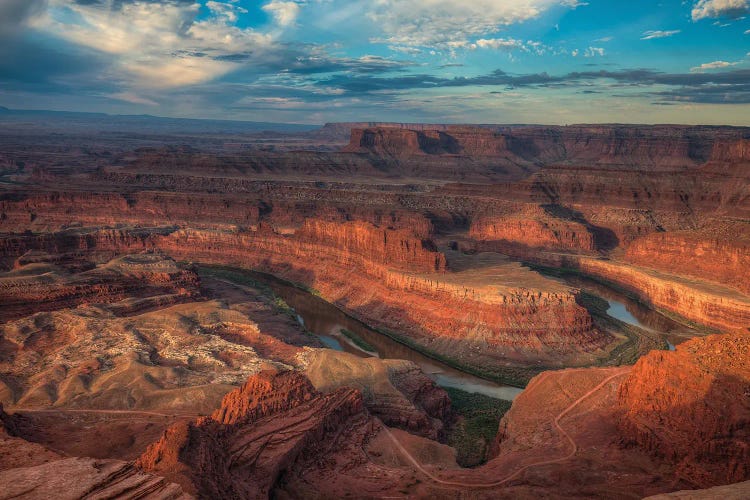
[1, 1, 749, 499]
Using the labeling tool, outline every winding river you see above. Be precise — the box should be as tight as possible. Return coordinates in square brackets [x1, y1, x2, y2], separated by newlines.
[251, 272, 524, 401]
[247, 269, 703, 402]
[547, 273, 704, 350]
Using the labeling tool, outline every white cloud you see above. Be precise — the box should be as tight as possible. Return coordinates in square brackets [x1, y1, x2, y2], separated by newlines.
[641, 30, 681, 40]
[367, 0, 585, 49]
[388, 45, 423, 55]
[262, 1, 301, 27]
[38, 0, 277, 88]
[472, 38, 524, 50]
[691, 0, 749, 21]
[745, 28, 750, 34]
[690, 60, 738, 72]
[594, 36, 613, 42]
[584, 46, 605, 57]
[207, 1, 248, 23]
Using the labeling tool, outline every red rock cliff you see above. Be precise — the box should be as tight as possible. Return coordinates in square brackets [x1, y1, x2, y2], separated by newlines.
[626, 229, 750, 294]
[297, 218, 446, 273]
[618, 332, 750, 487]
[137, 370, 369, 499]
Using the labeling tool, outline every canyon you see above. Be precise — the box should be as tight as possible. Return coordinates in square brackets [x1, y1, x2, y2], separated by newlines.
[0, 120, 748, 498]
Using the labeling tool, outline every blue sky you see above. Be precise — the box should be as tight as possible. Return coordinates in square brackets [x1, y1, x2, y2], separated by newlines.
[0, 0, 749, 124]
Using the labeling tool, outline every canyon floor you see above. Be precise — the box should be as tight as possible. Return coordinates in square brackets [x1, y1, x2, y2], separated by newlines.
[0, 119, 748, 499]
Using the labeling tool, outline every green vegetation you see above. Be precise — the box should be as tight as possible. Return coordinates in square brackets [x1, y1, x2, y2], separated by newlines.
[444, 387, 512, 467]
[526, 263, 716, 364]
[196, 265, 298, 322]
[367, 323, 536, 387]
[527, 262, 717, 334]
[195, 263, 533, 387]
[339, 328, 377, 353]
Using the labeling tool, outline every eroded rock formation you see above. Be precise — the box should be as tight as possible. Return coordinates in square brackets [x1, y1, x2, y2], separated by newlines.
[136, 370, 372, 499]
[618, 331, 750, 487]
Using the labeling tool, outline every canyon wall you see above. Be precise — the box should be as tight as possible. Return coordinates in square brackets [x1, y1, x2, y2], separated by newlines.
[345, 124, 750, 167]
[0, 223, 605, 374]
[345, 127, 510, 157]
[618, 332, 750, 487]
[576, 258, 750, 333]
[469, 214, 595, 253]
[0, 191, 260, 232]
[626, 230, 750, 294]
[523, 252, 750, 333]
[296, 218, 445, 272]
[0, 254, 199, 321]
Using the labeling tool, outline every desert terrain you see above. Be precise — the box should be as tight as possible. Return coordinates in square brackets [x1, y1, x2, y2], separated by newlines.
[0, 115, 748, 499]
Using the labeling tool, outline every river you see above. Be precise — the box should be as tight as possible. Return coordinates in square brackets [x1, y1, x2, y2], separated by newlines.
[247, 269, 703, 402]
[251, 272, 524, 401]
[544, 273, 705, 350]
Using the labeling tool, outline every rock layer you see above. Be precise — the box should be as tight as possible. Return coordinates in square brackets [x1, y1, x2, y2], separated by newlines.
[136, 370, 372, 499]
[618, 331, 750, 487]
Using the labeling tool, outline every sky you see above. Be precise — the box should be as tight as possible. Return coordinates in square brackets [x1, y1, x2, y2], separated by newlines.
[0, 0, 749, 125]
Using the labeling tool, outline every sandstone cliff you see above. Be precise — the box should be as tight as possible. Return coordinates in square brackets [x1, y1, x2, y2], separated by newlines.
[0, 405, 191, 500]
[137, 370, 372, 499]
[626, 229, 750, 294]
[618, 331, 750, 487]
[469, 213, 595, 253]
[0, 224, 605, 374]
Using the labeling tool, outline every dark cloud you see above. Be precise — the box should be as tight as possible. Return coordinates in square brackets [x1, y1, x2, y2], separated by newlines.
[0, 0, 47, 39]
[285, 55, 413, 75]
[214, 49, 415, 85]
[0, 34, 109, 91]
[317, 68, 750, 104]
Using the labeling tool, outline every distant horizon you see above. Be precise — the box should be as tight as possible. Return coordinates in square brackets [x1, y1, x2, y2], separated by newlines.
[2, 1, 749, 125]
[3, 106, 750, 129]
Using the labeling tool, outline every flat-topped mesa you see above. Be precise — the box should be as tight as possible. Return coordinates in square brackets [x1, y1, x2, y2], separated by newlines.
[507, 125, 715, 167]
[341, 124, 750, 167]
[343, 126, 509, 157]
[297, 218, 446, 273]
[469, 215, 596, 253]
[618, 331, 750, 487]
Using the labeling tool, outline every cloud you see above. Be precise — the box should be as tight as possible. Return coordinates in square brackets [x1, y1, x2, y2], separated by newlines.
[316, 66, 750, 104]
[584, 47, 605, 57]
[473, 38, 524, 50]
[366, 0, 585, 50]
[691, 0, 750, 21]
[0, 0, 47, 39]
[262, 1, 300, 27]
[36, 0, 280, 88]
[690, 60, 738, 72]
[277, 54, 414, 75]
[641, 30, 681, 40]
[107, 91, 158, 106]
